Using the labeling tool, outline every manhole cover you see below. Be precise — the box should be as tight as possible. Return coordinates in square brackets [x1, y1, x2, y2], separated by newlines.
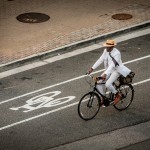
[16, 12, 50, 23]
[112, 13, 132, 20]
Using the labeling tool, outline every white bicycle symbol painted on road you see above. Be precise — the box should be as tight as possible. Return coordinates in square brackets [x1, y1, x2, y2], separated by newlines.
[10, 91, 76, 112]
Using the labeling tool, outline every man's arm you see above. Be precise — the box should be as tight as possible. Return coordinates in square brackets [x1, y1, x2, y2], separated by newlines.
[92, 50, 106, 70]
[88, 50, 106, 74]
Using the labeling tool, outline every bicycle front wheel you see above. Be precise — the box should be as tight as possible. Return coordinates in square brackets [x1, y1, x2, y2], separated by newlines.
[113, 84, 134, 111]
[78, 92, 100, 121]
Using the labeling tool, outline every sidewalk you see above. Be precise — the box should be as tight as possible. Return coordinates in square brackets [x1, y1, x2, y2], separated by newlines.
[48, 121, 150, 150]
[0, 0, 150, 67]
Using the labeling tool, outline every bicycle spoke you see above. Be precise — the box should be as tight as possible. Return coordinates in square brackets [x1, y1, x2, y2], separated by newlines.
[78, 92, 100, 120]
[114, 84, 134, 111]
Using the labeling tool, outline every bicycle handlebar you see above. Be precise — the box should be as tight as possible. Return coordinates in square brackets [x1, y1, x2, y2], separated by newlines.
[85, 73, 103, 81]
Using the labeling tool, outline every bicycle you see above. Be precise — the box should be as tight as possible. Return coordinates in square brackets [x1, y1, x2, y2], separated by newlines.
[78, 74, 134, 121]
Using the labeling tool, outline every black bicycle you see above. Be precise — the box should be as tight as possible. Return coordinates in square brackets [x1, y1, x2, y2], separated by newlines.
[78, 74, 134, 121]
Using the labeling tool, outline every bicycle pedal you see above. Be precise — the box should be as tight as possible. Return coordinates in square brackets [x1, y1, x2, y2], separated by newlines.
[109, 101, 114, 105]
[101, 104, 106, 108]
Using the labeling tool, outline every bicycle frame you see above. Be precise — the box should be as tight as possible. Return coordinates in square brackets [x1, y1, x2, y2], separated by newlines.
[85, 74, 130, 106]
[91, 82, 114, 106]
[78, 75, 135, 120]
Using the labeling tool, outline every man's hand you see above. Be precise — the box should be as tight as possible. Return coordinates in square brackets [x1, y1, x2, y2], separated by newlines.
[87, 68, 93, 74]
[101, 73, 107, 80]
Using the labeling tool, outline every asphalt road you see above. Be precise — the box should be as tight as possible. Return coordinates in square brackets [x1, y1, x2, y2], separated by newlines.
[0, 31, 150, 150]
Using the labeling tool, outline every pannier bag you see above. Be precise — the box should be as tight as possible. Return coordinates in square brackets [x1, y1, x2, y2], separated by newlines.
[119, 71, 135, 84]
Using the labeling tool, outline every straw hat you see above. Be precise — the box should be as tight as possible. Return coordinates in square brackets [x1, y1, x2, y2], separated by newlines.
[103, 40, 116, 47]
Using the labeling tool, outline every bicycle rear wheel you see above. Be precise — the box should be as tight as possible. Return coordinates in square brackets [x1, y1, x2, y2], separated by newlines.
[113, 84, 134, 111]
[78, 92, 100, 120]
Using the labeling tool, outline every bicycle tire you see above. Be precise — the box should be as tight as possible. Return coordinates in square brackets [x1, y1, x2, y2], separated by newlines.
[78, 92, 101, 120]
[113, 83, 134, 111]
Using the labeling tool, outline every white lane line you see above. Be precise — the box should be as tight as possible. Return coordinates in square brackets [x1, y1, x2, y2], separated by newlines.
[0, 78, 150, 131]
[0, 55, 150, 105]
[0, 28, 150, 79]
[132, 78, 150, 86]
[123, 55, 150, 65]
[0, 44, 100, 79]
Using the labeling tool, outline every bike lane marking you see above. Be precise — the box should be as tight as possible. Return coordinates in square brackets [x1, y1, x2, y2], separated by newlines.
[0, 55, 150, 105]
[0, 78, 150, 131]
[10, 91, 76, 113]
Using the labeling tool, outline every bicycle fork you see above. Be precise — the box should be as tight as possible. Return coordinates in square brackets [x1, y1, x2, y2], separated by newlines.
[87, 93, 95, 108]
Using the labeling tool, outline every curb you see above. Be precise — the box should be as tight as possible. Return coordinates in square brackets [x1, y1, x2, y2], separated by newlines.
[47, 120, 150, 150]
[0, 21, 150, 72]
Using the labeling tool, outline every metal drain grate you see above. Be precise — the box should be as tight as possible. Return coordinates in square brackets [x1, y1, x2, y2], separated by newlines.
[112, 13, 132, 20]
[16, 12, 50, 23]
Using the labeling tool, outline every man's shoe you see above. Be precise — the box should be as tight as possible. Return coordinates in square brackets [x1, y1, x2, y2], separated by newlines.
[113, 92, 122, 105]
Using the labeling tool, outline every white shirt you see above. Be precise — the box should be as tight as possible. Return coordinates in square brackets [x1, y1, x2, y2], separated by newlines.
[92, 48, 131, 77]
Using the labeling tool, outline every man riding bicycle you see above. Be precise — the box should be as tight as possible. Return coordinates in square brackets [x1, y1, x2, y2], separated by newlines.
[88, 39, 131, 104]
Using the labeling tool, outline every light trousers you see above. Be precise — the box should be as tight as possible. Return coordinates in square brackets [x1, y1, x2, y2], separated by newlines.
[96, 70, 120, 95]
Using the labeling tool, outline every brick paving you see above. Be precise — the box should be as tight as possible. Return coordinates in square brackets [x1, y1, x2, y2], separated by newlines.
[0, 0, 150, 66]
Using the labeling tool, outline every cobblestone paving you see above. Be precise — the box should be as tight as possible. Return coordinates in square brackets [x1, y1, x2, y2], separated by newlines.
[0, 1, 150, 65]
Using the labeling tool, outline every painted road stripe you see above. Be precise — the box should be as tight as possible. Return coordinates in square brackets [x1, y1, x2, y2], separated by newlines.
[0, 28, 150, 79]
[0, 78, 150, 131]
[0, 55, 150, 105]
